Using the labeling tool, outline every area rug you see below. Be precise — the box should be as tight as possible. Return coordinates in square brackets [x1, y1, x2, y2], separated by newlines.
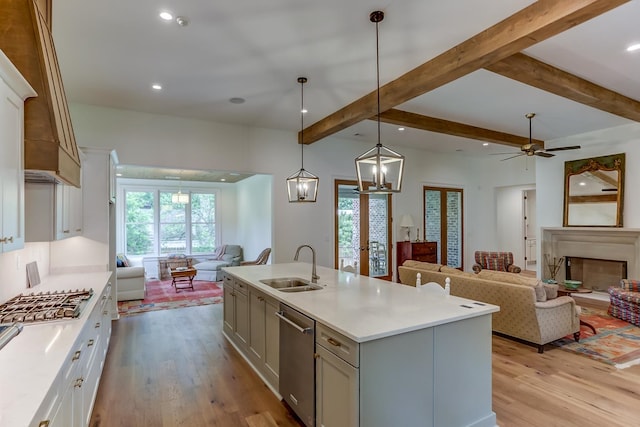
[118, 278, 223, 316]
[552, 307, 640, 369]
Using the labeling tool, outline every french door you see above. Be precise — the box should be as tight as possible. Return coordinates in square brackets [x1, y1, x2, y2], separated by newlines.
[423, 186, 464, 268]
[335, 180, 392, 280]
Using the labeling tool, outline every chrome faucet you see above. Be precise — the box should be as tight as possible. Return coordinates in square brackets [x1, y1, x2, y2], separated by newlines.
[294, 245, 319, 283]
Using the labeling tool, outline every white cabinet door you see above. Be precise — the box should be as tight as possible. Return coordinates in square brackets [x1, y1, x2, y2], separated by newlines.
[0, 69, 27, 252]
[316, 344, 359, 427]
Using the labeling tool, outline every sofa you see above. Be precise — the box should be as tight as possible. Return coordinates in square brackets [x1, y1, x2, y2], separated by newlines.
[608, 279, 640, 326]
[115, 254, 146, 301]
[116, 265, 146, 301]
[472, 251, 521, 273]
[193, 245, 243, 281]
[398, 260, 580, 352]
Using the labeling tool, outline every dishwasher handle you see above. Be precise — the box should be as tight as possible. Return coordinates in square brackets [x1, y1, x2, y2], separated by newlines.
[276, 311, 313, 334]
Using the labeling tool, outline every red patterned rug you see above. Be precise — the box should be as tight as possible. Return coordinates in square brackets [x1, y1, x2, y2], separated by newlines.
[118, 278, 223, 316]
[552, 307, 640, 369]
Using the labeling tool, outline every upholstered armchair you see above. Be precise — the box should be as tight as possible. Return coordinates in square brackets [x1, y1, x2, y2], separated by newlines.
[472, 251, 522, 274]
[608, 279, 640, 326]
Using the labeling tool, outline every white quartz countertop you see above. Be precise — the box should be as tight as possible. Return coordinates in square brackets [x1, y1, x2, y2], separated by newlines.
[0, 271, 112, 427]
[223, 263, 499, 343]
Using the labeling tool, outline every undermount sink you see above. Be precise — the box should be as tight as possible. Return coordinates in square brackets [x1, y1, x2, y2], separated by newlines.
[259, 277, 323, 292]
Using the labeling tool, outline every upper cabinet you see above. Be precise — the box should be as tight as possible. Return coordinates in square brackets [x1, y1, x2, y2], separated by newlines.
[0, 0, 81, 187]
[0, 50, 37, 252]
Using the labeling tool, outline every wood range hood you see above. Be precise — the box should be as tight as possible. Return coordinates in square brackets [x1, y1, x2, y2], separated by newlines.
[0, 0, 81, 187]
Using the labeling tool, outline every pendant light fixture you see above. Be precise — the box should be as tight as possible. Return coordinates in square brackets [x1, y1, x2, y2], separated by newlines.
[355, 10, 405, 194]
[287, 77, 319, 202]
[171, 179, 189, 204]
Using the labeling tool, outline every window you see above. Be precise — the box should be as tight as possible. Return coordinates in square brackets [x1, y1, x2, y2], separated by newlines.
[124, 188, 217, 256]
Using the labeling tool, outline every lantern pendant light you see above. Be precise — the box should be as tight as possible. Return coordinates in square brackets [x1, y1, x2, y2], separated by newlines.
[287, 77, 319, 202]
[355, 10, 404, 194]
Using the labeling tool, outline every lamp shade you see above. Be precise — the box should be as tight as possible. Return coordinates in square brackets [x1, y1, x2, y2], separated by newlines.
[399, 214, 414, 228]
[286, 169, 319, 202]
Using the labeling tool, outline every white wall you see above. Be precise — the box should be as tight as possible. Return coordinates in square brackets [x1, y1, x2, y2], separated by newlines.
[236, 174, 273, 262]
[69, 103, 539, 273]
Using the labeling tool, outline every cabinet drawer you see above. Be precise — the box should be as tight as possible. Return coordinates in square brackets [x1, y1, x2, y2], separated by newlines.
[316, 323, 359, 367]
[234, 279, 248, 295]
[412, 243, 436, 256]
[223, 273, 233, 288]
[414, 254, 437, 263]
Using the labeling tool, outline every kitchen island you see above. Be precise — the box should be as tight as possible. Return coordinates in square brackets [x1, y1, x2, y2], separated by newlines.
[222, 262, 499, 427]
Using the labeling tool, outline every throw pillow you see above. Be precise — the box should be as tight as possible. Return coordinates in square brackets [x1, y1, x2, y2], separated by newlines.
[116, 258, 124, 268]
[620, 279, 640, 292]
[212, 245, 226, 260]
[534, 281, 547, 302]
[403, 260, 442, 271]
[440, 266, 463, 276]
[482, 255, 506, 272]
[116, 253, 130, 267]
[543, 283, 558, 299]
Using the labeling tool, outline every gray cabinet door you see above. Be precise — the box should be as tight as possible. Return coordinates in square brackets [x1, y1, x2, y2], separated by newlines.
[223, 286, 235, 337]
[316, 344, 358, 427]
[264, 296, 280, 386]
[234, 290, 249, 346]
[248, 290, 266, 363]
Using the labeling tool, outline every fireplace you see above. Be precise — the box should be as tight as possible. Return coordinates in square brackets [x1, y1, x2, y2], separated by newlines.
[565, 257, 627, 292]
[541, 227, 640, 293]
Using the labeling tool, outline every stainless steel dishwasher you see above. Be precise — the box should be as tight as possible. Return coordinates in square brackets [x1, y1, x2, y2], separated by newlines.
[277, 303, 315, 427]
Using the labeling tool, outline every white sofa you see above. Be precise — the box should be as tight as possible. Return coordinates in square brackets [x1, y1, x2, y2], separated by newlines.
[116, 266, 146, 301]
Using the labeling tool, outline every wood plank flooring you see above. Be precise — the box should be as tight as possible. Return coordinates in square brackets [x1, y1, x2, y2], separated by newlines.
[90, 304, 640, 427]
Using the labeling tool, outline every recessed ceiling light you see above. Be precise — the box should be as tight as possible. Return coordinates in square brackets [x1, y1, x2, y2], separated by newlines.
[152, 84, 162, 90]
[301, 108, 308, 114]
[229, 97, 245, 104]
[627, 43, 640, 52]
[398, 127, 405, 131]
[159, 11, 173, 21]
[175, 16, 189, 27]
[579, 182, 587, 186]
[482, 142, 489, 146]
[220, 178, 226, 182]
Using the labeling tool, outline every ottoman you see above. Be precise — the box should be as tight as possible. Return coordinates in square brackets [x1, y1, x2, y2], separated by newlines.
[608, 279, 640, 326]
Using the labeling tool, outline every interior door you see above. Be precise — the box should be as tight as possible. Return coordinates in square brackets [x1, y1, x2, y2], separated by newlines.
[335, 180, 392, 280]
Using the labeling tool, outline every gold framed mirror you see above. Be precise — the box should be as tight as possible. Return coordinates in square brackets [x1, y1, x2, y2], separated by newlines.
[563, 153, 625, 227]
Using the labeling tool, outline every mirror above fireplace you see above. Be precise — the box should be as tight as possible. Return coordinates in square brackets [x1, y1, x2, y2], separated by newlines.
[563, 153, 625, 227]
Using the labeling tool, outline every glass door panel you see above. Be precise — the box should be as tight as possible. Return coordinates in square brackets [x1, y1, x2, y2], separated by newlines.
[424, 186, 463, 268]
[335, 180, 391, 279]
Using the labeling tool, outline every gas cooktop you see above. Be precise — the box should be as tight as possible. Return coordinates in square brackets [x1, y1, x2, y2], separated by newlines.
[0, 289, 94, 324]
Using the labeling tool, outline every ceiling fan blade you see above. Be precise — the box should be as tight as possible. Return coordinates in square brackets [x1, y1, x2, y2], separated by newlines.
[544, 145, 581, 152]
[490, 151, 520, 156]
[501, 153, 525, 161]
[535, 152, 554, 158]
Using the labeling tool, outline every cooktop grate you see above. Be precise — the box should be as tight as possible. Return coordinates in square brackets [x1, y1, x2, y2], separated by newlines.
[0, 289, 94, 324]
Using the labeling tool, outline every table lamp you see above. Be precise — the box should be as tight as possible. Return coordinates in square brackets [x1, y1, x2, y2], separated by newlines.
[399, 214, 414, 241]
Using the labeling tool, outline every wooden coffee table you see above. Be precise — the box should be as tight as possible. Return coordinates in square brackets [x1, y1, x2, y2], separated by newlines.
[170, 267, 197, 292]
[557, 286, 597, 336]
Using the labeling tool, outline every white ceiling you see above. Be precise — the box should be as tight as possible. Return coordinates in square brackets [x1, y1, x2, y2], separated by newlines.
[52, 0, 640, 159]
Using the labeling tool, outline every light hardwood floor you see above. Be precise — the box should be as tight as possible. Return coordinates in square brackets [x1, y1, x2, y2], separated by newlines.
[91, 304, 640, 427]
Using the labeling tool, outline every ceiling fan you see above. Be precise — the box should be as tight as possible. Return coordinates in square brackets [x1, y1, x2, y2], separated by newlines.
[498, 113, 581, 161]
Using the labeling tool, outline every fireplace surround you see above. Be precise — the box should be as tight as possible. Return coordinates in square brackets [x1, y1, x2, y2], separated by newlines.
[541, 227, 640, 292]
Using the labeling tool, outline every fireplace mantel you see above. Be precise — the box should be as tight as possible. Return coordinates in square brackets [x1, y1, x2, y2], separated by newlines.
[541, 227, 640, 282]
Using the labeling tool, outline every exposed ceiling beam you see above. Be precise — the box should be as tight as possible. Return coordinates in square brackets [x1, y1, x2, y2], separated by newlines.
[485, 52, 640, 122]
[300, 0, 629, 144]
[373, 109, 542, 149]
